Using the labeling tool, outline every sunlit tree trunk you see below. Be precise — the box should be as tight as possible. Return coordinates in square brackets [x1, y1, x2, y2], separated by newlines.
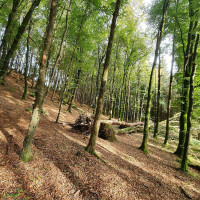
[164, 32, 175, 146]
[20, 0, 57, 162]
[140, 0, 170, 153]
[153, 50, 161, 139]
[85, 0, 121, 155]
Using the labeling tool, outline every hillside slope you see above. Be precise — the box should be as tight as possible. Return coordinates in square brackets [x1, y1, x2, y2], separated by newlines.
[0, 72, 200, 200]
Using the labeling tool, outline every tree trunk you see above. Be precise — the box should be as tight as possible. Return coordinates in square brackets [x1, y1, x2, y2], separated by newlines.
[22, 20, 32, 100]
[0, 0, 21, 61]
[181, 33, 199, 172]
[45, 0, 72, 96]
[85, 0, 121, 155]
[164, 32, 175, 146]
[175, 0, 198, 157]
[140, 0, 170, 154]
[68, 69, 81, 113]
[51, 68, 60, 100]
[0, 0, 41, 83]
[20, 0, 57, 162]
[153, 49, 161, 139]
[109, 48, 118, 120]
[31, 47, 40, 88]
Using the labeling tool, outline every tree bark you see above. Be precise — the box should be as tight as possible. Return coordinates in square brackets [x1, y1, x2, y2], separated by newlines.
[85, 0, 121, 155]
[140, 0, 170, 154]
[20, 0, 57, 162]
[45, 0, 72, 96]
[181, 33, 199, 172]
[0, 0, 41, 83]
[0, 0, 21, 61]
[175, 0, 198, 157]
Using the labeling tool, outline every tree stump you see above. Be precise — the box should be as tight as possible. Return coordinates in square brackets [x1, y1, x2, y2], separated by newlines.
[98, 122, 117, 142]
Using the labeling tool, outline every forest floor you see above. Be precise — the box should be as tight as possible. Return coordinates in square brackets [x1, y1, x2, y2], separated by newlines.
[0, 72, 200, 200]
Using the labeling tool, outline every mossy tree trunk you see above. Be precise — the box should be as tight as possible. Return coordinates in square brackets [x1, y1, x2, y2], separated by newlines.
[181, 33, 199, 172]
[0, 0, 41, 83]
[85, 0, 121, 155]
[140, 0, 170, 154]
[175, 0, 198, 157]
[20, 0, 57, 162]
[0, 0, 21, 65]
[22, 20, 32, 100]
[164, 32, 175, 146]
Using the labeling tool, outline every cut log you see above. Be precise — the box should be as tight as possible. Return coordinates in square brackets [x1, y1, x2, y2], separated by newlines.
[101, 120, 144, 128]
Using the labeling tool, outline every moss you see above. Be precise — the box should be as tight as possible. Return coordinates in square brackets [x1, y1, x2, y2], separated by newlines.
[20, 149, 33, 162]
[98, 122, 117, 142]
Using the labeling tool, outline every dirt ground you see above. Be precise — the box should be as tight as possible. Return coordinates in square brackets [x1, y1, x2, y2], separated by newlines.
[0, 72, 200, 200]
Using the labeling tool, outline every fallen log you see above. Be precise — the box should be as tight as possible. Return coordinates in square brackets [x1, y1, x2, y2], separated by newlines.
[101, 120, 144, 128]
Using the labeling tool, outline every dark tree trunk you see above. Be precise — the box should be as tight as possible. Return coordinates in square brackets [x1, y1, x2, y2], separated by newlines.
[85, 0, 121, 155]
[175, 0, 198, 157]
[0, 0, 41, 83]
[181, 33, 199, 172]
[140, 0, 170, 154]
[0, 0, 21, 61]
[20, 0, 57, 162]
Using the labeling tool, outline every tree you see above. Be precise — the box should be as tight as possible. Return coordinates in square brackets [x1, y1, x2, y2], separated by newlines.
[0, 0, 41, 83]
[85, 0, 121, 155]
[140, 0, 170, 154]
[20, 0, 57, 162]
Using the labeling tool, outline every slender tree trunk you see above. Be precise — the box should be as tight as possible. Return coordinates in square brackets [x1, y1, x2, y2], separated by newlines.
[67, 69, 81, 113]
[109, 49, 118, 119]
[85, 0, 121, 155]
[51, 68, 60, 100]
[45, 0, 72, 96]
[20, 0, 57, 162]
[22, 20, 32, 100]
[164, 32, 175, 146]
[181, 33, 199, 172]
[0, 0, 41, 83]
[140, 0, 170, 154]
[153, 49, 161, 139]
[31, 48, 39, 88]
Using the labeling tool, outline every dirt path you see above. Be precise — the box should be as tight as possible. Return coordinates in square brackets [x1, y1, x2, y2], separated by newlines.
[0, 72, 200, 200]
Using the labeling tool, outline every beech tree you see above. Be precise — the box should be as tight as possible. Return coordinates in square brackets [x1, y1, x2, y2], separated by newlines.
[85, 0, 121, 155]
[20, 0, 57, 162]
